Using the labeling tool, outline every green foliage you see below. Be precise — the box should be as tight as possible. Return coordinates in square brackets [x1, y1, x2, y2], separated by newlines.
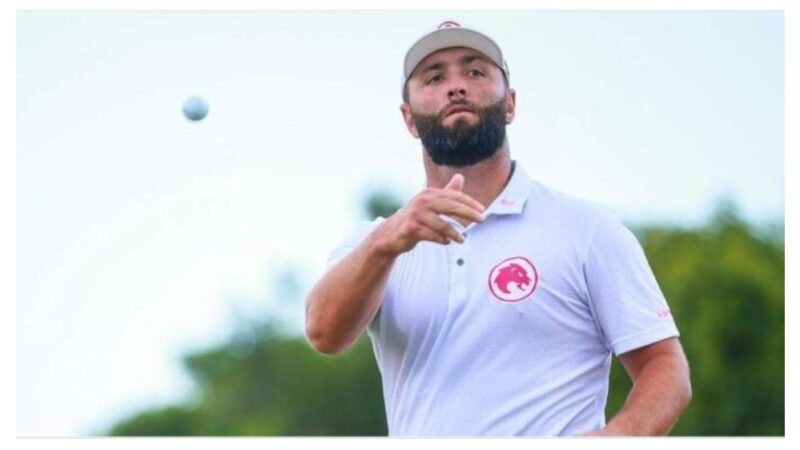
[362, 189, 403, 220]
[107, 198, 783, 436]
[110, 321, 386, 436]
[108, 405, 200, 436]
[606, 204, 784, 435]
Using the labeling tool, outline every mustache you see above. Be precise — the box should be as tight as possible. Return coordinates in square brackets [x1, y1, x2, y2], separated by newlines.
[438, 100, 478, 120]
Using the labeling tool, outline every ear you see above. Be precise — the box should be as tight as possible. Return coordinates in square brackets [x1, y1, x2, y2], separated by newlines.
[505, 88, 516, 125]
[400, 103, 420, 138]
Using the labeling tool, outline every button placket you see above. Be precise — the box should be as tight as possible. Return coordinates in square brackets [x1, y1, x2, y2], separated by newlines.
[449, 222, 469, 306]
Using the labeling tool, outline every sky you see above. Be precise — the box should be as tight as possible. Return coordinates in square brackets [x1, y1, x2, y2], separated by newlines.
[16, 10, 784, 437]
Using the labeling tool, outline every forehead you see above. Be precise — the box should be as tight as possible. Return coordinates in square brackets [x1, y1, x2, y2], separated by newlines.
[410, 47, 496, 77]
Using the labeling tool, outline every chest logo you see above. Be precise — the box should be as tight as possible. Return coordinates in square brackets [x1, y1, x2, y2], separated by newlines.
[488, 256, 539, 302]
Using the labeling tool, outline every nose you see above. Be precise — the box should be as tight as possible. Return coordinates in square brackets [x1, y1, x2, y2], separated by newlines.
[447, 82, 467, 100]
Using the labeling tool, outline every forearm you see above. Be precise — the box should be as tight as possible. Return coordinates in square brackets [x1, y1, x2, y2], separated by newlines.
[599, 354, 692, 436]
[306, 175, 485, 356]
[305, 232, 396, 355]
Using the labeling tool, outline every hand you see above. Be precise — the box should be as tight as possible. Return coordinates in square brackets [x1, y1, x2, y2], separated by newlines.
[371, 173, 486, 257]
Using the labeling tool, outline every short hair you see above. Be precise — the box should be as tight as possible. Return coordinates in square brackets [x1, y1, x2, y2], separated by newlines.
[402, 71, 510, 104]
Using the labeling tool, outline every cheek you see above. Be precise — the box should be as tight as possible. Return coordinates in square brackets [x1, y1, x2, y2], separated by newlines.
[408, 87, 449, 115]
[481, 85, 507, 104]
[409, 99, 439, 118]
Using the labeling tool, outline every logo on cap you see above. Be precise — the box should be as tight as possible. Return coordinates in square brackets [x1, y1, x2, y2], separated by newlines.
[438, 21, 461, 29]
[488, 256, 539, 302]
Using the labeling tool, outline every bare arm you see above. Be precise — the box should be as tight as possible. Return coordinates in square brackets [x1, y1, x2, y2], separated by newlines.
[583, 337, 692, 436]
[304, 231, 396, 355]
[305, 174, 485, 355]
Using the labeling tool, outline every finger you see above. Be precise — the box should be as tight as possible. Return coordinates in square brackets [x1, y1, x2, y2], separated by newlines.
[438, 189, 486, 213]
[420, 213, 465, 244]
[417, 226, 451, 245]
[432, 192, 486, 221]
[443, 173, 464, 192]
[434, 198, 486, 224]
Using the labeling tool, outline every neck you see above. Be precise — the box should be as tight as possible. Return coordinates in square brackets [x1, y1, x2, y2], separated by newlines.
[422, 141, 514, 221]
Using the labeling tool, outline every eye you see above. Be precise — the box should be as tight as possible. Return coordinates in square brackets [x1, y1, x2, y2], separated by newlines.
[426, 74, 444, 85]
[467, 68, 485, 78]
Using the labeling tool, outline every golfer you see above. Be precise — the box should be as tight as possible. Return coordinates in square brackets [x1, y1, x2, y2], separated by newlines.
[305, 21, 691, 436]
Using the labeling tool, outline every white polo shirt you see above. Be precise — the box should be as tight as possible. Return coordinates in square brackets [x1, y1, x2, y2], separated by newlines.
[326, 161, 679, 436]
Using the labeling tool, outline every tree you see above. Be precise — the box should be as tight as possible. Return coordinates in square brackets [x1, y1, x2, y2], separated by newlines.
[606, 203, 784, 435]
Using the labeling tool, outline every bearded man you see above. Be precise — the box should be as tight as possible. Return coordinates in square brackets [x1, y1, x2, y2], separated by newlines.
[304, 21, 691, 437]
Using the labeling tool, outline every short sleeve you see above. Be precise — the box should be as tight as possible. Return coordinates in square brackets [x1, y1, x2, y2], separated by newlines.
[583, 210, 679, 356]
[326, 216, 388, 338]
[326, 217, 386, 268]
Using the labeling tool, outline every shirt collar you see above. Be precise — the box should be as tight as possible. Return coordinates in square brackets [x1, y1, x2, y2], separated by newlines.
[484, 160, 531, 216]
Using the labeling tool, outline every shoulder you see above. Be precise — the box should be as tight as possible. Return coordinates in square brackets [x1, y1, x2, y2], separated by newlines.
[526, 178, 619, 230]
[342, 216, 388, 248]
[327, 216, 387, 266]
[351, 215, 387, 236]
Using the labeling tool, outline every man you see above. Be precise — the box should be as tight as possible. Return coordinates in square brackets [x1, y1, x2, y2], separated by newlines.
[305, 21, 691, 436]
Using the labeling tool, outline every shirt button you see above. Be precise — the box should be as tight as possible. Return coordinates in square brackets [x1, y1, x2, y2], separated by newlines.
[457, 258, 464, 266]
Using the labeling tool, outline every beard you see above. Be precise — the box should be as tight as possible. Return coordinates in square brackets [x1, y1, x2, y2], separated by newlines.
[411, 98, 507, 168]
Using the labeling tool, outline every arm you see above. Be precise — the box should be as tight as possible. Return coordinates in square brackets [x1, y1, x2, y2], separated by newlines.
[304, 231, 397, 355]
[583, 337, 692, 436]
[305, 174, 485, 355]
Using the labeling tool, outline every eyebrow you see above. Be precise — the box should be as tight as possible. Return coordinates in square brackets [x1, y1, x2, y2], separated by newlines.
[417, 54, 493, 77]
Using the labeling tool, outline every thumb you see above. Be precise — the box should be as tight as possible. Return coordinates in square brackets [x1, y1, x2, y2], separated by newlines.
[444, 173, 464, 192]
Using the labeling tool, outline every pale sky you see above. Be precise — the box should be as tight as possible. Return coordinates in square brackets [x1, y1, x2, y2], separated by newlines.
[16, 10, 784, 436]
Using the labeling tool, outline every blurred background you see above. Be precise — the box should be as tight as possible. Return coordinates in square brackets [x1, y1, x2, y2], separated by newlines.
[16, 11, 784, 436]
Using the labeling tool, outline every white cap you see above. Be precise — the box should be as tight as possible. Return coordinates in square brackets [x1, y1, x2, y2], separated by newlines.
[402, 21, 509, 95]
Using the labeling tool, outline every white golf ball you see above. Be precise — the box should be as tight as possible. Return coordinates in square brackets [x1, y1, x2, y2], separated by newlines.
[182, 96, 209, 121]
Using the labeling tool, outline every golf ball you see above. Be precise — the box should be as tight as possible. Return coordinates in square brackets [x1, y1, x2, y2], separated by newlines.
[182, 96, 209, 121]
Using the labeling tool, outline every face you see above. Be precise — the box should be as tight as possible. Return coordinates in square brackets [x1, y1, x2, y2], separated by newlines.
[401, 47, 516, 167]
